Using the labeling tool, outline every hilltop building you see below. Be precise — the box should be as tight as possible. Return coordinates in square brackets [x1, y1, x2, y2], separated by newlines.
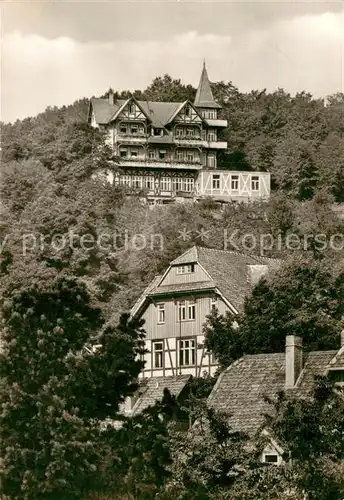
[130, 246, 281, 379]
[88, 63, 271, 205]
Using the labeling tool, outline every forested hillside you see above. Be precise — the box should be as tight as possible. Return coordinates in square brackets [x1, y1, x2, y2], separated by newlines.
[1, 75, 344, 500]
[2, 75, 343, 200]
[1, 74, 344, 323]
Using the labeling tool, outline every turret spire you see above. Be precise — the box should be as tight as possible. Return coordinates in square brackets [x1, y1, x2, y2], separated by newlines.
[194, 61, 221, 109]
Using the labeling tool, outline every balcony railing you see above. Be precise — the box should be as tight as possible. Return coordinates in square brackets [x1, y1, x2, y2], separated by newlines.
[118, 158, 203, 170]
[114, 134, 227, 150]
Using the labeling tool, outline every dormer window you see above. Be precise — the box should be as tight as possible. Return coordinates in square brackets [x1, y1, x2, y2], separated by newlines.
[328, 370, 344, 386]
[153, 128, 162, 136]
[263, 454, 279, 464]
[176, 264, 195, 274]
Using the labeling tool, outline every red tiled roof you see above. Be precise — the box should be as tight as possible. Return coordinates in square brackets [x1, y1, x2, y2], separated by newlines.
[131, 375, 191, 416]
[170, 246, 281, 313]
[208, 350, 339, 436]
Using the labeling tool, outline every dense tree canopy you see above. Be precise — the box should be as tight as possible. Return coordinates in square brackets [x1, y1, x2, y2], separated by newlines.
[1, 73, 343, 499]
[204, 255, 344, 370]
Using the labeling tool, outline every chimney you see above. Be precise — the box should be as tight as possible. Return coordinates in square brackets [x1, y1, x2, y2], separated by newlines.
[285, 335, 303, 388]
[248, 264, 269, 286]
[108, 89, 115, 106]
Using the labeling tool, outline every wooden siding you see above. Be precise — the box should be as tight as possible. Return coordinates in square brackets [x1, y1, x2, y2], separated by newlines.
[142, 294, 228, 340]
[159, 264, 211, 286]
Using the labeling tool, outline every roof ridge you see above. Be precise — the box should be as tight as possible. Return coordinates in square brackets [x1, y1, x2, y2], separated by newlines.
[196, 246, 281, 262]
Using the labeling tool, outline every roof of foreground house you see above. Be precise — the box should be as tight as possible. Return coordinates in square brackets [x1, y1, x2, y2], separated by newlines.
[132, 246, 281, 315]
[130, 375, 191, 416]
[207, 349, 342, 436]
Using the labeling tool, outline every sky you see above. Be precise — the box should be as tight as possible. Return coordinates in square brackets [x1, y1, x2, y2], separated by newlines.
[1, 0, 343, 123]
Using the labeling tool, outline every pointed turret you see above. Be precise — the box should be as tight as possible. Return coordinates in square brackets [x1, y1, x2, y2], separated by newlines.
[194, 61, 221, 109]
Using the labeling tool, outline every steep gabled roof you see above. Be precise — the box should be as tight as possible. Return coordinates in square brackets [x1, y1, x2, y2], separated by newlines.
[130, 275, 162, 318]
[167, 246, 281, 313]
[208, 350, 338, 436]
[89, 97, 185, 128]
[140, 100, 185, 127]
[89, 97, 121, 124]
[194, 62, 221, 109]
[327, 346, 344, 370]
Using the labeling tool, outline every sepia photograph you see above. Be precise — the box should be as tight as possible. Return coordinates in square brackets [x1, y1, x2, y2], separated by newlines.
[0, 1, 343, 499]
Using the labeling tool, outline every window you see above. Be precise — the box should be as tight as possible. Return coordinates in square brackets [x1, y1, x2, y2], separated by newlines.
[149, 150, 155, 159]
[178, 301, 186, 321]
[144, 176, 154, 190]
[183, 178, 194, 192]
[231, 175, 239, 190]
[159, 150, 166, 160]
[188, 301, 196, 320]
[186, 128, 195, 137]
[120, 175, 131, 187]
[161, 176, 171, 191]
[185, 106, 190, 117]
[152, 341, 164, 369]
[208, 131, 216, 142]
[131, 125, 138, 135]
[176, 264, 195, 274]
[263, 454, 279, 464]
[176, 151, 184, 162]
[207, 154, 216, 168]
[132, 176, 142, 189]
[179, 339, 196, 367]
[176, 128, 183, 137]
[120, 149, 128, 158]
[210, 352, 217, 364]
[177, 300, 196, 321]
[329, 370, 344, 384]
[173, 178, 183, 192]
[251, 176, 260, 191]
[186, 152, 194, 162]
[119, 126, 127, 134]
[157, 303, 165, 323]
[211, 297, 218, 311]
[129, 104, 135, 114]
[131, 150, 138, 158]
[212, 174, 220, 190]
[153, 128, 162, 136]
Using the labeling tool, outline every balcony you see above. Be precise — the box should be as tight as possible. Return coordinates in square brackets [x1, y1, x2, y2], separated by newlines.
[174, 137, 204, 147]
[116, 134, 148, 144]
[114, 134, 227, 150]
[206, 141, 227, 149]
[118, 157, 202, 170]
[205, 119, 228, 128]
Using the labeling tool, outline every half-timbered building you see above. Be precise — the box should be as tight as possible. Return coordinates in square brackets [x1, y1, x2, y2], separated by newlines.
[130, 246, 281, 378]
[88, 63, 271, 204]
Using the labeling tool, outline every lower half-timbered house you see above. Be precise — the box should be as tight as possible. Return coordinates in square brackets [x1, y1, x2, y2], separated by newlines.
[131, 246, 281, 378]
